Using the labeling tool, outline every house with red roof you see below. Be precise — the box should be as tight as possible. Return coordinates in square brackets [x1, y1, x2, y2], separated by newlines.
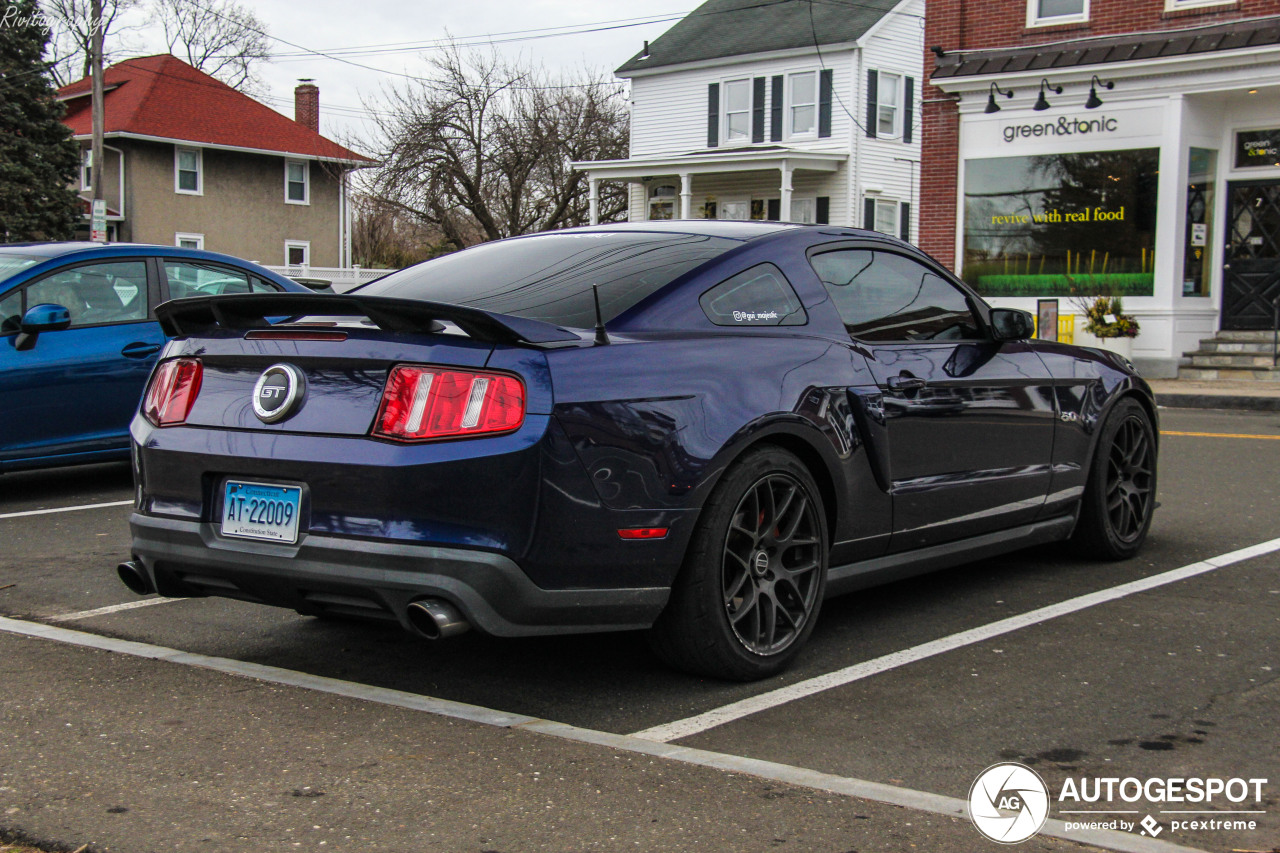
[58, 54, 372, 267]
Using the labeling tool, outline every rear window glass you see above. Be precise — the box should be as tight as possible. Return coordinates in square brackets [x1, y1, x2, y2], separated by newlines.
[357, 232, 740, 328]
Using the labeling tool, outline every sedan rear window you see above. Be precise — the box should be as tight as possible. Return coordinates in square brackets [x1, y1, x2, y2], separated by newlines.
[357, 232, 740, 328]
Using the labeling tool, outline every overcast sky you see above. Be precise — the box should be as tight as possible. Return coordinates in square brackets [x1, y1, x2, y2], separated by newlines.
[105, 0, 703, 151]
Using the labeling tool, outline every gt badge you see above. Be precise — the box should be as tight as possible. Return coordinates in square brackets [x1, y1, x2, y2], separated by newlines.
[252, 364, 306, 423]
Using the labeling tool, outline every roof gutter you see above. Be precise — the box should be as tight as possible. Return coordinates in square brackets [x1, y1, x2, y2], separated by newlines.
[70, 131, 375, 167]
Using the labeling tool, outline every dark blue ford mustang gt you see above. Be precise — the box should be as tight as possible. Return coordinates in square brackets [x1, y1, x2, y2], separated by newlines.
[119, 222, 1157, 680]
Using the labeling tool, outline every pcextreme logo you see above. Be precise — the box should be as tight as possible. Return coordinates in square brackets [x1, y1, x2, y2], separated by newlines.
[968, 763, 1271, 843]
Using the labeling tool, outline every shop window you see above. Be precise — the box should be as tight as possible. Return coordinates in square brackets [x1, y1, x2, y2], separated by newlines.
[1028, 0, 1088, 26]
[962, 148, 1159, 298]
[648, 184, 676, 221]
[1183, 148, 1216, 297]
[700, 263, 807, 326]
[811, 249, 982, 342]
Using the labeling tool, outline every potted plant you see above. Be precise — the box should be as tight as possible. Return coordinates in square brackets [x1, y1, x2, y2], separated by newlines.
[1077, 295, 1140, 358]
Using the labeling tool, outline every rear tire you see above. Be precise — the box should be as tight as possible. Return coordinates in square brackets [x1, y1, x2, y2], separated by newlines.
[649, 447, 828, 681]
[1070, 398, 1157, 561]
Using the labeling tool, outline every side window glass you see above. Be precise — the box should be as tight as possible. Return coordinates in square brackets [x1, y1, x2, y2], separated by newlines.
[700, 263, 807, 326]
[810, 249, 982, 341]
[251, 277, 279, 293]
[165, 261, 251, 299]
[26, 261, 148, 328]
[1, 289, 22, 335]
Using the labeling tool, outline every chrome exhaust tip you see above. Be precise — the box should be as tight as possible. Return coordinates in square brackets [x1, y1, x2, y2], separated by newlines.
[405, 598, 470, 640]
[117, 560, 155, 596]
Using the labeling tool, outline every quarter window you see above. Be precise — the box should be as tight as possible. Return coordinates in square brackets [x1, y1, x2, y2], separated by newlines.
[700, 263, 807, 326]
[810, 249, 982, 342]
[175, 146, 201, 194]
[164, 260, 256, 299]
[724, 79, 751, 143]
[285, 159, 309, 204]
[789, 72, 817, 137]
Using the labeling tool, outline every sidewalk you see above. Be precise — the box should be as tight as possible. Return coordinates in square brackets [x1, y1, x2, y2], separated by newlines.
[0, 630, 1098, 853]
[1145, 378, 1280, 411]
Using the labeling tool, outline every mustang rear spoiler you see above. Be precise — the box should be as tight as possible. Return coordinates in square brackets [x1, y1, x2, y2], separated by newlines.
[155, 293, 585, 346]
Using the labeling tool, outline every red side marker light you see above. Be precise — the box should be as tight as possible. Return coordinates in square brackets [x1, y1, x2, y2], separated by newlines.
[618, 528, 669, 540]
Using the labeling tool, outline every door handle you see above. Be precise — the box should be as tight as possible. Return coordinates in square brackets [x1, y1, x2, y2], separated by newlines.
[121, 342, 162, 359]
[887, 372, 927, 392]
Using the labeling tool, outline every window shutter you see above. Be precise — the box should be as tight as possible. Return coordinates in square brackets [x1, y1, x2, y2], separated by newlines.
[900, 202, 911, 242]
[819, 69, 833, 139]
[816, 197, 830, 225]
[708, 83, 720, 148]
[770, 76, 783, 142]
[865, 70, 879, 139]
[903, 76, 915, 144]
[864, 198, 877, 230]
[767, 198, 781, 221]
[752, 77, 766, 143]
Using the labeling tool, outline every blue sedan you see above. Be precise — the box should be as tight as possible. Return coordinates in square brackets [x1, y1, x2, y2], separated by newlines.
[0, 242, 309, 472]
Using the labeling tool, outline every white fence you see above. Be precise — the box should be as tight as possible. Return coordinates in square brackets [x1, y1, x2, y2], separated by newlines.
[262, 265, 396, 293]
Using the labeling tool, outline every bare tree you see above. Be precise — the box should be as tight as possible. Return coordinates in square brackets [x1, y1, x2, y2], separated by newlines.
[350, 193, 453, 269]
[152, 0, 269, 92]
[366, 47, 629, 254]
[42, 0, 140, 86]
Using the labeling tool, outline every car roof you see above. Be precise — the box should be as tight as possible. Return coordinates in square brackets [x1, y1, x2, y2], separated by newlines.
[544, 220, 804, 241]
[0, 242, 304, 290]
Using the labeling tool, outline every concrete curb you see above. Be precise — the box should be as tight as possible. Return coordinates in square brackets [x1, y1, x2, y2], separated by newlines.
[1154, 393, 1280, 412]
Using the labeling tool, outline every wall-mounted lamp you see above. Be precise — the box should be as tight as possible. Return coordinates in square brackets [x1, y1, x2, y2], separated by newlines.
[985, 82, 1013, 114]
[1085, 75, 1114, 109]
[1033, 79, 1063, 112]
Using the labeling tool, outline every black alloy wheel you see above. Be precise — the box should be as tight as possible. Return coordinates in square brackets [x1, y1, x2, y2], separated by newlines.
[722, 473, 823, 656]
[649, 447, 829, 681]
[1104, 414, 1155, 544]
[1071, 398, 1157, 560]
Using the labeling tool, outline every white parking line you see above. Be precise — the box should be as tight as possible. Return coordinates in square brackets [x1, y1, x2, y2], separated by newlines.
[0, 500, 132, 520]
[631, 536, 1280, 743]
[0, 614, 1205, 853]
[49, 598, 177, 622]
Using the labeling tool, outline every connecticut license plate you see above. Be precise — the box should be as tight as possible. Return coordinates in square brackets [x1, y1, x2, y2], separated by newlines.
[221, 481, 302, 543]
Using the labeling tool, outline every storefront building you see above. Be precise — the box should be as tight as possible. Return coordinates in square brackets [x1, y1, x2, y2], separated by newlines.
[923, 4, 1280, 377]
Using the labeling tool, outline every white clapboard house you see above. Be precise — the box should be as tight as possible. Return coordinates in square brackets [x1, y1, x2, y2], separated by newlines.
[574, 0, 923, 238]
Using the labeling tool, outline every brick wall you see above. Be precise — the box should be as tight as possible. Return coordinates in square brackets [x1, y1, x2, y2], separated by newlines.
[920, 0, 1280, 269]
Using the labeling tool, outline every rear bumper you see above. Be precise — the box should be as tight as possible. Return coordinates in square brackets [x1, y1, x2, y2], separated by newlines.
[129, 513, 670, 637]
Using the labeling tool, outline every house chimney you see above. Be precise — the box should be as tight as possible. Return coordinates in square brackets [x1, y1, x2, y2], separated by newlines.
[295, 79, 319, 132]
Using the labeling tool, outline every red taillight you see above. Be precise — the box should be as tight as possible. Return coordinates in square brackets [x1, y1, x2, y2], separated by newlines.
[143, 357, 203, 426]
[373, 365, 525, 442]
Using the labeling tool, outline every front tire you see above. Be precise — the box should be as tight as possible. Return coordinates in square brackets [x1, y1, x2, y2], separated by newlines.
[649, 447, 828, 681]
[1070, 398, 1157, 560]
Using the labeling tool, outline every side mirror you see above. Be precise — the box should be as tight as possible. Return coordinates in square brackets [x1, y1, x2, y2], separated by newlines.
[14, 303, 71, 351]
[990, 308, 1034, 342]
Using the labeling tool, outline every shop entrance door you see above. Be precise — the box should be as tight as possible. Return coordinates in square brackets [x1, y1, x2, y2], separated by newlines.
[1223, 180, 1280, 330]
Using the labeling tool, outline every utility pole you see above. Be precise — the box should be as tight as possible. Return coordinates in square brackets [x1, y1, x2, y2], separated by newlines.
[90, 0, 106, 241]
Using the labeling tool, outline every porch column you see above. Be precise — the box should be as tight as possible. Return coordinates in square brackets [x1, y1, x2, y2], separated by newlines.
[679, 172, 693, 220]
[779, 160, 793, 222]
[588, 177, 600, 225]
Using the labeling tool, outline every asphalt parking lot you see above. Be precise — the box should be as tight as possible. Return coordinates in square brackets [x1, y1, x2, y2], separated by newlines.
[1, 406, 1277, 853]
